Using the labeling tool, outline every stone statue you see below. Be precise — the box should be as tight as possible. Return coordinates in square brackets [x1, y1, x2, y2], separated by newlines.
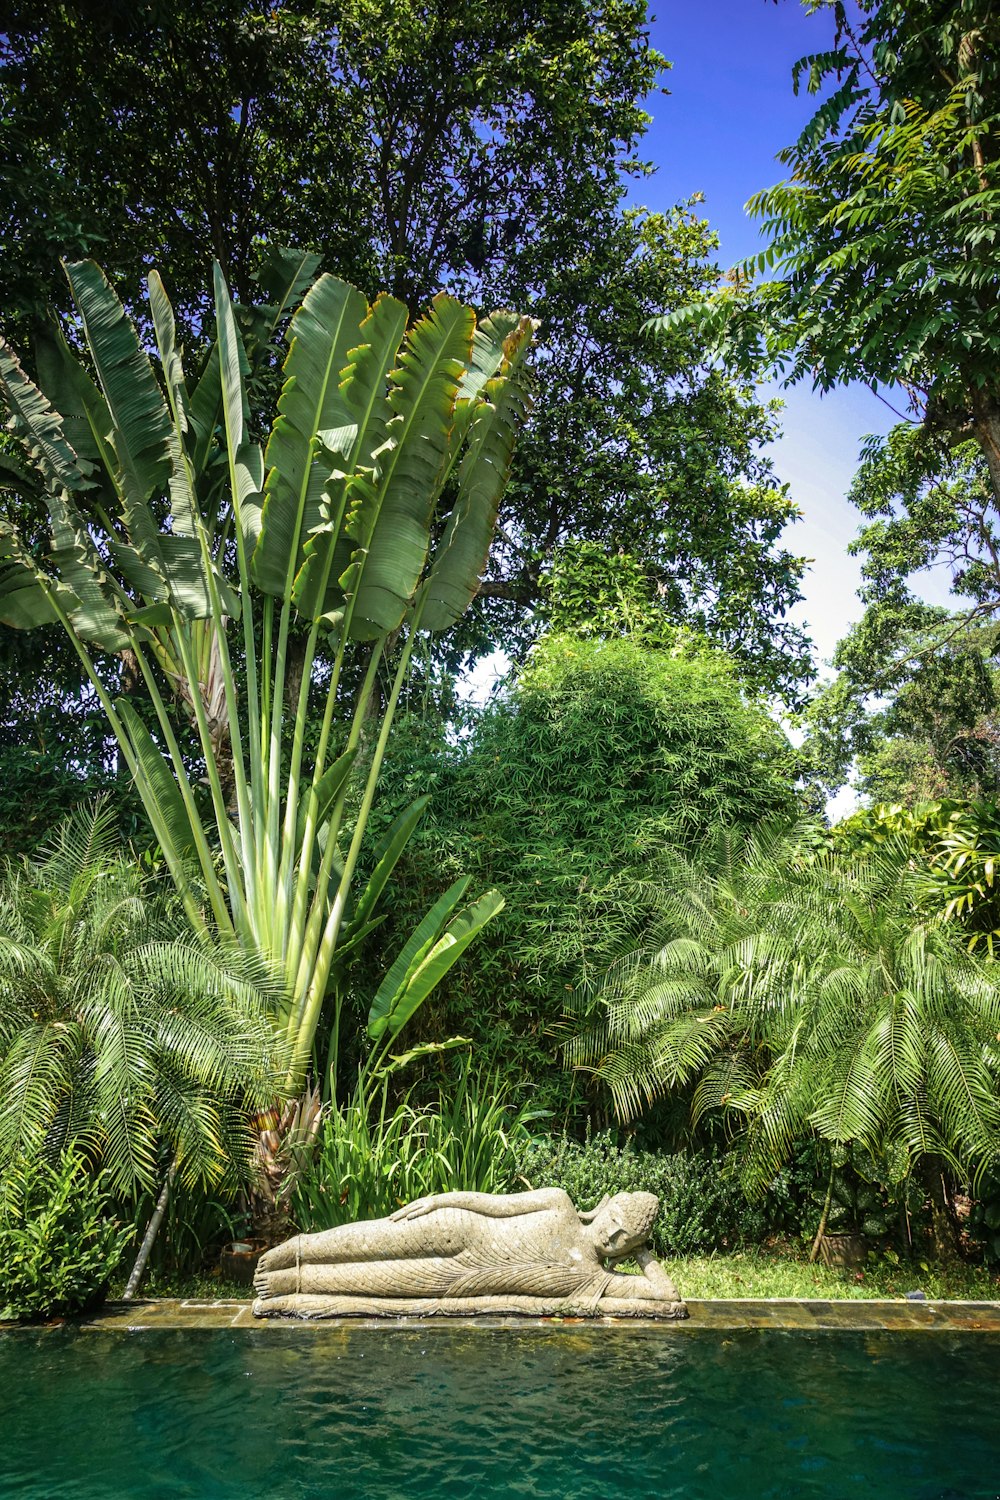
[252, 1187, 687, 1320]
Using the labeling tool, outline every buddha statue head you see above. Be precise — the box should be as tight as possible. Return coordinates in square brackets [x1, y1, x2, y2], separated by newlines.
[587, 1192, 658, 1259]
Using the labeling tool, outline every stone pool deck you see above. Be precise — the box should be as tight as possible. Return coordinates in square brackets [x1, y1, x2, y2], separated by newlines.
[12, 1297, 996, 1334]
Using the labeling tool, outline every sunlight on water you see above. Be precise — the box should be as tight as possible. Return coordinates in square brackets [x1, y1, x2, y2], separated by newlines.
[2, 1326, 999, 1499]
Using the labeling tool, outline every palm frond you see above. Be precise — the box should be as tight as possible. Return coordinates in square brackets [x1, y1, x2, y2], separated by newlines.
[31, 800, 120, 892]
[565, 818, 1000, 1181]
[0, 808, 283, 1194]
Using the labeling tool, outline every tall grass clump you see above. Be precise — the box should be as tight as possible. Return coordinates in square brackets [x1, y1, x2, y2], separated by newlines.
[291, 1061, 540, 1230]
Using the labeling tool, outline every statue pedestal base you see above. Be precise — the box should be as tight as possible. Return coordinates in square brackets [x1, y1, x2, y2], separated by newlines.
[252, 1292, 689, 1321]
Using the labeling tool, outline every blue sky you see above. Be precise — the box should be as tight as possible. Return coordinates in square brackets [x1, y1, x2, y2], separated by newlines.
[634, 1, 951, 670]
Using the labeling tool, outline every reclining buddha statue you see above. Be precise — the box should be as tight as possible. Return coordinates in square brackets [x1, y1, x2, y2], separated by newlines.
[253, 1187, 687, 1320]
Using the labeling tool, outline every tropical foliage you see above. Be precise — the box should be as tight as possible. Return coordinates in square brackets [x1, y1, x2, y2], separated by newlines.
[646, 0, 1000, 690]
[0, 10, 814, 701]
[355, 629, 799, 1110]
[5, 0, 1000, 1294]
[0, 1151, 130, 1321]
[828, 799, 1000, 956]
[291, 1059, 537, 1230]
[650, 2, 1000, 496]
[567, 829, 1000, 1197]
[0, 256, 533, 1098]
[513, 1133, 768, 1257]
[0, 807, 279, 1196]
[478, 205, 812, 697]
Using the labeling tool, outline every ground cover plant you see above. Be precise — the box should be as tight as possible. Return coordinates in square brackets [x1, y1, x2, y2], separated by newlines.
[104, 1244, 1000, 1306]
[667, 1246, 1000, 1303]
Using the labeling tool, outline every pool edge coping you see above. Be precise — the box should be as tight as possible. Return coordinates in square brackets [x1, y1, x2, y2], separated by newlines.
[6, 1295, 1000, 1333]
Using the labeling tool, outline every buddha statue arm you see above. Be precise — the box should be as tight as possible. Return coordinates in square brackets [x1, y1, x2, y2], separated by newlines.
[595, 1257, 681, 1303]
[389, 1187, 569, 1222]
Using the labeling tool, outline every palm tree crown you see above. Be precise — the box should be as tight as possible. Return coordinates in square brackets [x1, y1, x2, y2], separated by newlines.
[567, 828, 1000, 1194]
[0, 807, 282, 1196]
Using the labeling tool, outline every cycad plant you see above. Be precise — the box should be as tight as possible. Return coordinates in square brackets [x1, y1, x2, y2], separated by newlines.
[0, 253, 534, 1096]
[567, 828, 1000, 1217]
[0, 806, 279, 1197]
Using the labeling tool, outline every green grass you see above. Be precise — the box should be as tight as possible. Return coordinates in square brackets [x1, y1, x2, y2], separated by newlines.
[668, 1244, 1000, 1301]
[108, 1269, 252, 1301]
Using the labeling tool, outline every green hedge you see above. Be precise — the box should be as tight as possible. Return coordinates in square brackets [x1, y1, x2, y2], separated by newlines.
[511, 1134, 768, 1257]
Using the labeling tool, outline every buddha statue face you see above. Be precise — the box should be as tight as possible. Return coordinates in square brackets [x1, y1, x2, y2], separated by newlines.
[589, 1192, 658, 1258]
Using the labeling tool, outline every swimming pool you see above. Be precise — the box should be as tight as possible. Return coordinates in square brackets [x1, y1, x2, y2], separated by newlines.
[2, 1323, 998, 1498]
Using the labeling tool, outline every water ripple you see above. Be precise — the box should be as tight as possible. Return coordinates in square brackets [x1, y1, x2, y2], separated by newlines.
[0, 1326, 998, 1499]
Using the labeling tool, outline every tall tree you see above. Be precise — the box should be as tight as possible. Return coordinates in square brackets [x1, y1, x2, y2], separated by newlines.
[0, 256, 532, 1098]
[474, 206, 812, 696]
[0, 0, 660, 334]
[0, 2, 812, 696]
[796, 424, 1000, 805]
[799, 613, 1000, 805]
[652, 1, 1000, 508]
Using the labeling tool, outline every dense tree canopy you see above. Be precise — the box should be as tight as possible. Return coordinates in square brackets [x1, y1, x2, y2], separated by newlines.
[798, 610, 1000, 806]
[653, 0, 1000, 531]
[796, 422, 1000, 804]
[0, 1, 812, 698]
[1, 0, 660, 331]
[650, 0, 1000, 779]
[478, 206, 811, 694]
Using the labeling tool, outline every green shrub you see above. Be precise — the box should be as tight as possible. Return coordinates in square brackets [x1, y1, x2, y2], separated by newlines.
[511, 1133, 767, 1257]
[359, 632, 799, 1117]
[0, 804, 280, 1198]
[570, 829, 1000, 1216]
[968, 1183, 1000, 1264]
[0, 1153, 130, 1321]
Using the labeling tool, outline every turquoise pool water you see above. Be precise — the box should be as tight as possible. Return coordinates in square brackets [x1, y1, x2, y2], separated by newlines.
[2, 1325, 999, 1498]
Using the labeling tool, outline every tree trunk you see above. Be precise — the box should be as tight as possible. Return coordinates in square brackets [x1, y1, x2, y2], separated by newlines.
[284, 627, 309, 718]
[123, 1161, 177, 1300]
[809, 1160, 837, 1264]
[971, 394, 1000, 511]
[251, 1086, 323, 1238]
[922, 1157, 961, 1265]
